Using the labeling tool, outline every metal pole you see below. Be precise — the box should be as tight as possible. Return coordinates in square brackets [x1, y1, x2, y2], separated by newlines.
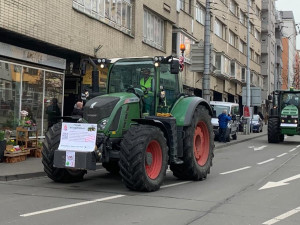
[246, 0, 251, 134]
[203, 0, 211, 102]
[274, 43, 277, 91]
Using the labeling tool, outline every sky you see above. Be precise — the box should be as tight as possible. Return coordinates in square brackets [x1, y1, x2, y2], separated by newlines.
[275, 0, 300, 49]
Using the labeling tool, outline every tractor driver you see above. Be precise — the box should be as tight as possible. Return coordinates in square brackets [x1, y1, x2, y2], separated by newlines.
[140, 68, 153, 114]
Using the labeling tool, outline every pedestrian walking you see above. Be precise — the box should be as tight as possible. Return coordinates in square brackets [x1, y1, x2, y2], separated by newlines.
[218, 109, 231, 143]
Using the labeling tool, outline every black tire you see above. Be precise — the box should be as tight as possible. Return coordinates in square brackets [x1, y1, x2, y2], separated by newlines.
[170, 105, 214, 180]
[102, 161, 120, 174]
[268, 118, 280, 143]
[42, 123, 86, 182]
[119, 125, 168, 192]
[232, 132, 237, 140]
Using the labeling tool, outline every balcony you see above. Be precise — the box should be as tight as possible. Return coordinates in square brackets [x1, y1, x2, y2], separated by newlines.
[262, 0, 269, 10]
[261, 43, 269, 53]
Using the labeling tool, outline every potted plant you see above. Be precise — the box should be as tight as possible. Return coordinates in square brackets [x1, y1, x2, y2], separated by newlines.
[0, 130, 5, 163]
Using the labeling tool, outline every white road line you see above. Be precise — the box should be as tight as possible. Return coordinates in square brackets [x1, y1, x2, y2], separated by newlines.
[277, 153, 287, 158]
[20, 195, 125, 217]
[297, 145, 300, 148]
[289, 148, 297, 152]
[220, 166, 251, 175]
[262, 206, 300, 225]
[257, 158, 275, 165]
[161, 181, 192, 189]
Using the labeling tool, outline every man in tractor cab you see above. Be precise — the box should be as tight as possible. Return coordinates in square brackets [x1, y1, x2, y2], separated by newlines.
[140, 68, 154, 114]
[288, 96, 298, 106]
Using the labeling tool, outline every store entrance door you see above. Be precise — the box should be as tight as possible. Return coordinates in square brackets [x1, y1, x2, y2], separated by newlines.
[64, 76, 81, 116]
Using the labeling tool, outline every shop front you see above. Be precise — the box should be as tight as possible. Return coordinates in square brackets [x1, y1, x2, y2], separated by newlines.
[0, 42, 66, 138]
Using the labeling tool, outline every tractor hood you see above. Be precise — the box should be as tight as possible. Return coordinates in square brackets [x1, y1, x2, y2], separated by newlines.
[281, 105, 299, 117]
[83, 93, 139, 124]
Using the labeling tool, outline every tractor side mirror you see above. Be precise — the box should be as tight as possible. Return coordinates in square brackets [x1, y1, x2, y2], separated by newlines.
[170, 60, 180, 74]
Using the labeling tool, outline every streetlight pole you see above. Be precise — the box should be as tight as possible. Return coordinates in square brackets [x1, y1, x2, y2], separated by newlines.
[203, 0, 211, 102]
[246, 0, 251, 134]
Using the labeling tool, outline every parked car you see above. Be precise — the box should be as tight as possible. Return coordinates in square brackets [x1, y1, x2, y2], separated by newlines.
[210, 101, 240, 142]
[250, 114, 263, 133]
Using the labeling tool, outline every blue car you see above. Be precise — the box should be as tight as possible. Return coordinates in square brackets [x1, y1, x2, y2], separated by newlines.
[250, 114, 263, 133]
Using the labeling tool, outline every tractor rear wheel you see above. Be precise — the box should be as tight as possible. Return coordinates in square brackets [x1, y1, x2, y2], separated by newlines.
[170, 105, 214, 180]
[119, 125, 168, 191]
[268, 118, 280, 143]
[42, 123, 86, 182]
[102, 161, 120, 174]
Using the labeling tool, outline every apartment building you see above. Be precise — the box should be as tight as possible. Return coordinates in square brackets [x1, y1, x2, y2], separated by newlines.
[0, 0, 262, 133]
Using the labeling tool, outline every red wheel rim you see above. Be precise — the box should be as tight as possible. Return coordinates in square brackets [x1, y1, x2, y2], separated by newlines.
[194, 121, 210, 166]
[145, 140, 162, 179]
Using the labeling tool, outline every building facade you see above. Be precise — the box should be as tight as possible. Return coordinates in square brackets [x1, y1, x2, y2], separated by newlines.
[0, 0, 263, 134]
[280, 11, 297, 89]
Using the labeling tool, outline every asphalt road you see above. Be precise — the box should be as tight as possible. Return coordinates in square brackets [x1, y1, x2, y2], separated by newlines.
[1, 135, 300, 225]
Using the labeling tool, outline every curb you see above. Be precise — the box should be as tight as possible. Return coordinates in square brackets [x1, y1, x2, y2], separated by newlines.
[0, 164, 104, 182]
[0, 172, 46, 181]
[215, 133, 267, 150]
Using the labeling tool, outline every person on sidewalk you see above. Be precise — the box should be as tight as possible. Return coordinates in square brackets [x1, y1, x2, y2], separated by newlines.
[218, 109, 231, 143]
[72, 101, 84, 117]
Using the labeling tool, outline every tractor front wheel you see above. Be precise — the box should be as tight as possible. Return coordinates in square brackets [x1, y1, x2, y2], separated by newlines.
[119, 125, 168, 191]
[268, 118, 280, 143]
[42, 123, 86, 182]
[170, 105, 214, 180]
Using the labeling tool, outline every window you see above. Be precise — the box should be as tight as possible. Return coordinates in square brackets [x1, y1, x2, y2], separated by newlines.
[240, 10, 246, 26]
[254, 29, 260, 40]
[250, 49, 254, 60]
[249, 22, 254, 35]
[180, 0, 185, 11]
[241, 67, 246, 82]
[229, 0, 237, 16]
[73, 0, 132, 32]
[195, 2, 205, 25]
[256, 6, 260, 18]
[214, 18, 226, 39]
[255, 53, 260, 64]
[143, 9, 165, 50]
[239, 39, 246, 54]
[229, 30, 237, 47]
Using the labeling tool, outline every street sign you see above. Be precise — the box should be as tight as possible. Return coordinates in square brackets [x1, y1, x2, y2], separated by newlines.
[242, 87, 262, 106]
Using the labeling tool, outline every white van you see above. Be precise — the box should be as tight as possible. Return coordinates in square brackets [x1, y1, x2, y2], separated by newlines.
[210, 101, 240, 141]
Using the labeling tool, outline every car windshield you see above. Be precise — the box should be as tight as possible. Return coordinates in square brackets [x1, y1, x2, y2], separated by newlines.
[108, 59, 155, 93]
[211, 105, 230, 117]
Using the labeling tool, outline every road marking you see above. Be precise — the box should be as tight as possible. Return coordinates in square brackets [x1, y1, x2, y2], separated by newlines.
[289, 148, 297, 152]
[277, 153, 287, 158]
[254, 145, 267, 151]
[259, 174, 300, 190]
[20, 195, 125, 217]
[220, 166, 251, 175]
[257, 158, 275, 165]
[161, 181, 191, 189]
[297, 145, 300, 148]
[262, 206, 300, 225]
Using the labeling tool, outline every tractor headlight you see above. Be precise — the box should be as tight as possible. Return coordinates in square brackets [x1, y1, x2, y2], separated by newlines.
[98, 118, 109, 130]
[294, 119, 298, 124]
[282, 119, 285, 123]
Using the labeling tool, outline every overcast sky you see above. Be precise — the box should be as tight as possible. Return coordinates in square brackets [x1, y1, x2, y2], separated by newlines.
[275, 0, 300, 49]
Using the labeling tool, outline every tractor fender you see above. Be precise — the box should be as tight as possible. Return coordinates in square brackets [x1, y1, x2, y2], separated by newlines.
[171, 96, 213, 127]
[131, 118, 171, 147]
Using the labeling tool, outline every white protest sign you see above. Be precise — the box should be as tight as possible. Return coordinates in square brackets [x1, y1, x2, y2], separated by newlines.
[58, 123, 97, 152]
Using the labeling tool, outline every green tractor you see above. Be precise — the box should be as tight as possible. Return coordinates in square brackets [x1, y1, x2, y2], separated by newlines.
[268, 88, 300, 143]
[42, 56, 214, 192]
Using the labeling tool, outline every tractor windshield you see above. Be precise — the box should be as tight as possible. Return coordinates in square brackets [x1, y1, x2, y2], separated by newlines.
[281, 92, 300, 108]
[108, 60, 155, 94]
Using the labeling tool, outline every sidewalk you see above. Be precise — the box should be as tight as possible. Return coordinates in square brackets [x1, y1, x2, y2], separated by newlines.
[0, 128, 267, 181]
